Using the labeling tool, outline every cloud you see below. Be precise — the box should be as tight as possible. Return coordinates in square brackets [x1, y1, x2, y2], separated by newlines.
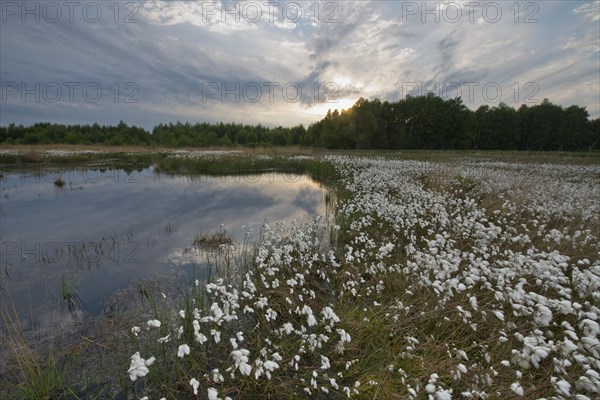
[140, 1, 259, 34]
[573, 1, 600, 22]
[1, 0, 598, 129]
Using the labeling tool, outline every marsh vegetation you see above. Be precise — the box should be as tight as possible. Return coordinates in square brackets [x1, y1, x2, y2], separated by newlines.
[0, 149, 599, 399]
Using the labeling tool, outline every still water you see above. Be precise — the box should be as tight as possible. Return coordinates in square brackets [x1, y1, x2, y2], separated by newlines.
[0, 167, 327, 328]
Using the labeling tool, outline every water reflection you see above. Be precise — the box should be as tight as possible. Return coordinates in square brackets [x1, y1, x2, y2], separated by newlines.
[0, 168, 327, 327]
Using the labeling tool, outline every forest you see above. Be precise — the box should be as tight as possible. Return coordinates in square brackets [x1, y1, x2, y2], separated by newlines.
[1, 94, 598, 151]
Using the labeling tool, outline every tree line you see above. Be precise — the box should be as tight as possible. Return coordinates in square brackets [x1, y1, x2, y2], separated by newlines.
[1, 94, 598, 151]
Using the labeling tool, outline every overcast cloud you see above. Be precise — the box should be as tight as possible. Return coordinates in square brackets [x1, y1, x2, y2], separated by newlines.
[1, 0, 598, 129]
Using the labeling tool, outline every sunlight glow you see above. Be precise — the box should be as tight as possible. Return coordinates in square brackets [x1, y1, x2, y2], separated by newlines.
[306, 98, 358, 118]
[332, 75, 353, 87]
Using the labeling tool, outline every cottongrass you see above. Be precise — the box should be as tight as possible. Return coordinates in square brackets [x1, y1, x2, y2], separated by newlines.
[166, 150, 243, 160]
[123, 155, 599, 399]
[42, 149, 102, 157]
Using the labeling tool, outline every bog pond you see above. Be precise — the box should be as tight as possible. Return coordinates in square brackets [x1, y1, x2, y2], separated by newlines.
[0, 167, 328, 330]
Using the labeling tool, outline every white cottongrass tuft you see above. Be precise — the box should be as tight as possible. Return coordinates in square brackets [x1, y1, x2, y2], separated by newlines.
[177, 343, 190, 358]
[127, 352, 155, 381]
[146, 319, 161, 329]
[190, 378, 199, 395]
[510, 382, 524, 396]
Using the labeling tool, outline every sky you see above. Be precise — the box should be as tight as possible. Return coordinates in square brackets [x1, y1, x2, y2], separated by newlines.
[1, 0, 599, 130]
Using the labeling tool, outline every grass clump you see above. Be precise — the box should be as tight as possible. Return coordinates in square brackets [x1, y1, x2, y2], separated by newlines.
[193, 231, 234, 251]
[0, 300, 66, 400]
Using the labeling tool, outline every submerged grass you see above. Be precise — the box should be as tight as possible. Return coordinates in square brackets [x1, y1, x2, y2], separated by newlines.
[60, 274, 83, 313]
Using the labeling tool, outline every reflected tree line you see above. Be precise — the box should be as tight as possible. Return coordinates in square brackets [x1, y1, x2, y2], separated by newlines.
[1, 94, 598, 151]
